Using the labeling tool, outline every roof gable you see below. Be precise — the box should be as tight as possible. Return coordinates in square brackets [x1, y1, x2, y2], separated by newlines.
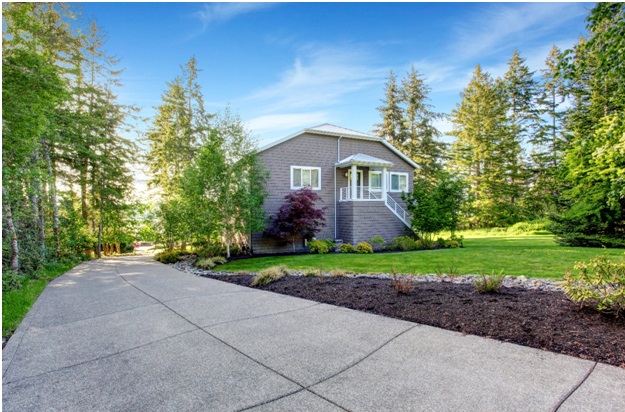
[259, 123, 418, 169]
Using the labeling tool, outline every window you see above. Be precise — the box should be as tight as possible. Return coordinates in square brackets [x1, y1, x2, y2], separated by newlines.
[369, 171, 382, 190]
[291, 166, 321, 190]
[389, 172, 408, 192]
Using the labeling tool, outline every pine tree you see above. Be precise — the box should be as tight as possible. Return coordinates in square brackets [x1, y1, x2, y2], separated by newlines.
[500, 51, 538, 216]
[145, 58, 214, 200]
[401, 66, 445, 183]
[551, 2, 625, 246]
[375, 70, 406, 148]
[449, 65, 516, 227]
[529, 45, 569, 213]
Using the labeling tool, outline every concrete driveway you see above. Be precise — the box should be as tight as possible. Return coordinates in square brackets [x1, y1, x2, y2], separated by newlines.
[3, 256, 624, 411]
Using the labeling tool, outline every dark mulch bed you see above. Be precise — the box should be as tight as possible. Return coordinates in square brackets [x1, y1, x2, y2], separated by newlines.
[205, 274, 625, 368]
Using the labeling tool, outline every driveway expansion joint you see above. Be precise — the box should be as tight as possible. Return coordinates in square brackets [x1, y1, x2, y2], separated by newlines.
[553, 361, 598, 412]
[3, 329, 198, 386]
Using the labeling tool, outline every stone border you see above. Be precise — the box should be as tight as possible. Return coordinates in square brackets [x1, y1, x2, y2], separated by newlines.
[170, 259, 564, 293]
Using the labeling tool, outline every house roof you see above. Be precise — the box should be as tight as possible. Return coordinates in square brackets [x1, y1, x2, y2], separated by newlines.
[335, 153, 394, 168]
[258, 123, 418, 169]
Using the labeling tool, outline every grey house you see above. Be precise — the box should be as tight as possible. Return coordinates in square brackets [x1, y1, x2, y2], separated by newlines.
[252, 124, 416, 254]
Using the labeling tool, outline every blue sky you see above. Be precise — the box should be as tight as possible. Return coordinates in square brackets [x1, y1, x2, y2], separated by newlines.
[80, 2, 592, 148]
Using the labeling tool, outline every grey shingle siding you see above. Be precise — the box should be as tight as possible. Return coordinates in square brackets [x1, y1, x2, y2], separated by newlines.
[252, 132, 415, 254]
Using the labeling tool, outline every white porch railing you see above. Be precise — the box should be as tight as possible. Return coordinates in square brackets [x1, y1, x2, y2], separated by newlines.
[385, 195, 411, 227]
[339, 187, 383, 201]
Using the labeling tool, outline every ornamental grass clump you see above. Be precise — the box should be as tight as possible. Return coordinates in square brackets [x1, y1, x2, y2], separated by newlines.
[195, 258, 216, 269]
[154, 251, 183, 264]
[251, 265, 290, 287]
[563, 253, 625, 316]
[473, 271, 505, 293]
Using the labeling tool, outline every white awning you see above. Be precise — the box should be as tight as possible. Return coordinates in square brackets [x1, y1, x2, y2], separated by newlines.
[335, 153, 394, 168]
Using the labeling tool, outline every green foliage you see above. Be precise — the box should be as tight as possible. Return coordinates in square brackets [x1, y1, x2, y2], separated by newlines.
[340, 243, 355, 253]
[563, 254, 625, 316]
[251, 265, 290, 287]
[551, 3, 625, 247]
[308, 240, 329, 254]
[2, 270, 23, 293]
[367, 235, 386, 251]
[154, 251, 183, 264]
[322, 238, 337, 252]
[404, 171, 466, 240]
[356, 242, 374, 254]
[181, 108, 268, 258]
[473, 271, 505, 294]
[387, 236, 417, 251]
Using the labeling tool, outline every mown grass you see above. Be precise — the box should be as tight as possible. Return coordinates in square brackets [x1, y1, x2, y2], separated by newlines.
[3, 259, 83, 338]
[222, 235, 625, 279]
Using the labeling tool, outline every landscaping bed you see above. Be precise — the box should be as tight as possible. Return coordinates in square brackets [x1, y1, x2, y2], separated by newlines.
[203, 274, 625, 368]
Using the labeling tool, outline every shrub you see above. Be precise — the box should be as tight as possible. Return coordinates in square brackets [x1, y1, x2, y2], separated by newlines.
[154, 251, 183, 264]
[563, 254, 625, 316]
[367, 235, 386, 251]
[251, 265, 290, 287]
[356, 242, 373, 254]
[2, 270, 23, 292]
[125, 244, 135, 253]
[323, 238, 337, 252]
[473, 271, 505, 293]
[414, 238, 436, 250]
[341, 243, 355, 253]
[195, 258, 216, 270]
[387, 236, 417, 251]
[309, 239, 329, 254]
[329, 269, 347, 277]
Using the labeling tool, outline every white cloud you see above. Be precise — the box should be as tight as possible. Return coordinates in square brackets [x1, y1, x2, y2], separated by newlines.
[193, 3, 274, 30]
[247, 112, 329, 133]
[452, 3, 588, 60]
[244, 44, 388, 112]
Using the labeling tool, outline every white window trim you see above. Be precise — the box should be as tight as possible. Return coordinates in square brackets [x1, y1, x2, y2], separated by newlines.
[389, 172, 409, 192]
[369, 171, 382, 191]
[290, 166, 321, 190]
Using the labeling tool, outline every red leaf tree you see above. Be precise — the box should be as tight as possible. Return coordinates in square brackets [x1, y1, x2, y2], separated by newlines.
[266, 187, 326, 252]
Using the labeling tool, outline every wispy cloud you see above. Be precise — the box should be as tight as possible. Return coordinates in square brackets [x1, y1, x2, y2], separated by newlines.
[245, 43, 388, 112]
[248, 112, 329, 133]
[451, 3, 588, 60]
[193, 3, 274, 31]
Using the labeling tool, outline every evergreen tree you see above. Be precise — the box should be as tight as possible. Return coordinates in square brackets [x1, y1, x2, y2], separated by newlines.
[528, 45, 569, 214]
[145, 57, 213, 200]
[449, 65, 518, 227]
[375, 70, 406, 148]
[401, 66, 445, 183]
[551, 2, 625, 246]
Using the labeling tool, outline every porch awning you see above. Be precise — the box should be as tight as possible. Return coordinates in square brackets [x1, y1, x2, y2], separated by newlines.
[335, 153, 394, 168]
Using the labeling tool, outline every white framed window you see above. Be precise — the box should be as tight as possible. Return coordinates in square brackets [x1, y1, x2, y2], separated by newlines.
[291, 166, 321, 190]
[389, 172, 408, 192]
[369, 171, 382, 191]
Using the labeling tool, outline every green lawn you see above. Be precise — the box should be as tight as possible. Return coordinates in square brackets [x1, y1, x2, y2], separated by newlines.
[3, 259, 83, 338]
[222, 235, 625, 279]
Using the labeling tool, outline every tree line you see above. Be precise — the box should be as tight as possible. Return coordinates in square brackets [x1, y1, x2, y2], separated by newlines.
[3, 3, 139, 275]
[378, 3, 624, 247]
